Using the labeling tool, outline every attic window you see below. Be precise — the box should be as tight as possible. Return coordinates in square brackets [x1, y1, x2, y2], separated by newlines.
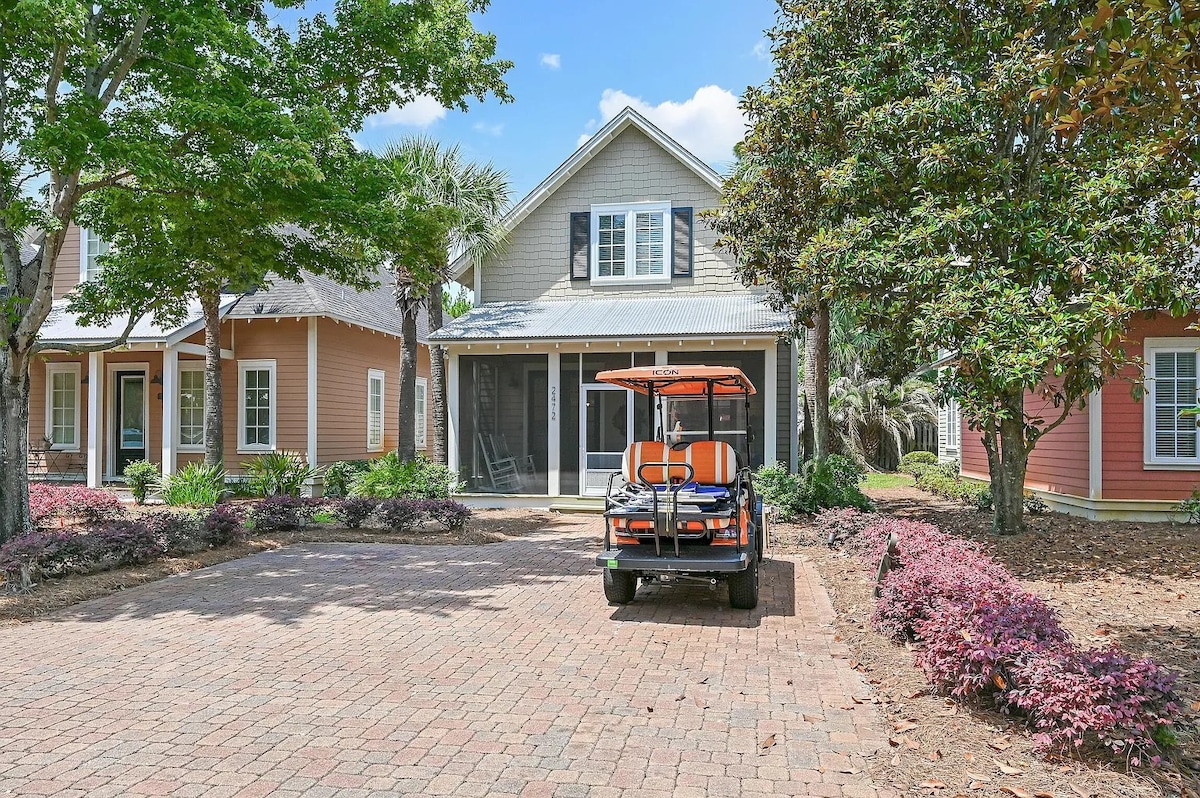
[590, 202, 670, 284]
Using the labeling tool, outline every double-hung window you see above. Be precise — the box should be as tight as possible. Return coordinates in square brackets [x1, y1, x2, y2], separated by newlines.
[238, 360, 276, 452]
[415, 376, 428, 450]
[367, 369, 385, 451]
[943, 397, 960, 451]
[179, 366, 206, 450]
[80, 229, 110, 282]
[1145, 341, 1200, 466]
[590, 202, 671, 284]
[45, 363, 81, 450]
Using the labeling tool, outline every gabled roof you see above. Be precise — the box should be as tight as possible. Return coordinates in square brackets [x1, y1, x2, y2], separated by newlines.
[449, 106, 725, 279]
[429, 295, 788, 342]
[227, 266, 427, 342]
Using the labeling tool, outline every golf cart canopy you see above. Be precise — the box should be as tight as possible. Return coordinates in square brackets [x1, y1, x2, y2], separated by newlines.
[595, 366, 757, 397]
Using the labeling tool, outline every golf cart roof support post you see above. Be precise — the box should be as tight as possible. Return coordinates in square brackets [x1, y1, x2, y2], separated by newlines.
[707, 381, 715, 442]
[745, 393, 752, 465]
[647, 385, 655, 442]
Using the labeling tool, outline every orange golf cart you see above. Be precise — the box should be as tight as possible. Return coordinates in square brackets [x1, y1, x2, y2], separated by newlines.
[593, 365, 766, 609]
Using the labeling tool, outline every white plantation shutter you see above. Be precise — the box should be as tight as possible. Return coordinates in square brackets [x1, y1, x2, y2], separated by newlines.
[634, 211, 664, 276]
[415, 377, 428, 450]
[1152, 351, 1198, 459]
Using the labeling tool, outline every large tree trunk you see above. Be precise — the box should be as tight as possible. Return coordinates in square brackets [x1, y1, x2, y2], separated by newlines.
[0, 348, 33, 544]
[200, 289, 225, 469]
[427, 283, 448, 466]
[397, 308, 419, 462]
[806, 301, 832, 461]
[981, 390, 1029, 535]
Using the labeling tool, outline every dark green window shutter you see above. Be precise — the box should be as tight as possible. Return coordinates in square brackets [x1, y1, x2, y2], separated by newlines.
[569, 212, 590, 280]
[671, 207, 693, 277]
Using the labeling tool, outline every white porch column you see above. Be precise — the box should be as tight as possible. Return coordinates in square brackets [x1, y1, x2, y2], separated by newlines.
[86, 352, 102, 487]
[764, 344, 778, 465]
[547, 350, 560, 496]
[161, 346, 178, 475]
[306, 318, 318, 484]
[447, 352, 460, 476]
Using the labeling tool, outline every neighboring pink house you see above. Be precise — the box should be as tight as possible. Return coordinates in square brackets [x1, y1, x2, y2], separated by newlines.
[949, 313, 1200, 520]
[26, 224, 431, 491]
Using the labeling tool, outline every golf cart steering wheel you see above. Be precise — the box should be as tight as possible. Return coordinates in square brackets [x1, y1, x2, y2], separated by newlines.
[670, 441, 689, 451]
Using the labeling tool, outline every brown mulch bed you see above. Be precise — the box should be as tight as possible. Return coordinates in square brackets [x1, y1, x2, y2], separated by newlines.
[774, 486, 1200, 798]
[0, 508, 558, 626]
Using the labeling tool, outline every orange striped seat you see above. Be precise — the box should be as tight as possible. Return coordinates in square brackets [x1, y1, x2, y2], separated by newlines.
[620, 440, 739, 487]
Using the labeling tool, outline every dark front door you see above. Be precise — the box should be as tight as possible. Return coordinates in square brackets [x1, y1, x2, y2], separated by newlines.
[114, 371, 146, 472]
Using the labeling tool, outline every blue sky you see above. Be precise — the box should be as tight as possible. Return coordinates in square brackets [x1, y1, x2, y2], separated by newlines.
[352, 0, 779, 200]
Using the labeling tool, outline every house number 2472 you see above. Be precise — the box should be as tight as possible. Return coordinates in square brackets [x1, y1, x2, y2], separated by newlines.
[550, 387, 557, 422]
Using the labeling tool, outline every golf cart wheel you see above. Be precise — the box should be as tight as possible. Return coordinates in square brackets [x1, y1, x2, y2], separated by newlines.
[603, 569, 637, 605]
[728, 553, 759, 610]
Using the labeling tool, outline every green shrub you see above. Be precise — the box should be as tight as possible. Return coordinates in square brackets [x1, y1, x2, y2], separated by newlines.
[897, 450, 938, 474]
[754, 456, 872, 521]
[242, 450, 322, 497]
[155, 463, 227, 507]
[323, 460, 370, 498]
[122, 460, 160, 505]
[350, 452, 459, 499]
[913, 467, 993, 512]
[1177, 488, 1200, 524]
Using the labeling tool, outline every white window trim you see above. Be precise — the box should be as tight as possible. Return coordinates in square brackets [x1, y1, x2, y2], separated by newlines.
[1142, 337, 1200, 468]
[415, 375, 428, 450]
[177, 363, 206, 453]
[45, 362, 81, 452]
[79, 227, 108, 282]
[589, 201, 672, 285]
[237, 359, 277, 454]
[367, 369, 386, 452]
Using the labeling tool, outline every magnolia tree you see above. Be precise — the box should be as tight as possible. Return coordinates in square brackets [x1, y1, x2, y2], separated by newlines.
[0, 0, 510, 543]
[714, 0, 1200, 533]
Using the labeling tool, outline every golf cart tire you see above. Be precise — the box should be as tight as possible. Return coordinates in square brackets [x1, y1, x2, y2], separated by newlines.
[603, 569, 637, 605]
[728, 553, 759, 610]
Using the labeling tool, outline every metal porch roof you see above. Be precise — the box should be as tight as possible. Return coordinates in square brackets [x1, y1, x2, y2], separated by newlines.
[429, 294, 790, 342]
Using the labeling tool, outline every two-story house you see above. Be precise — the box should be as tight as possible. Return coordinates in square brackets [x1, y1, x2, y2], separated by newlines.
[27, 226, 432, 487]
[431, 108, 798, 507]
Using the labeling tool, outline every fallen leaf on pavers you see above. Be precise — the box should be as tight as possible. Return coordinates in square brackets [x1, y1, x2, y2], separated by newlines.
[803, 714, 822, 723]
[963, 752, 976, 763]
[969, 782, 988, 791]
[927, 750, 943, 762]
[674, 695, 685, 701]
[908, 689, 926, 699]
[1034, 792, 1055, 798]
[698, 677, 709, 684]
[994, 761, 1026, 776]
[888, 737, 904, 748]
[849, 659, 859, 668]
[693, 697, 710, 709]
[1070, 785, 1092, 798]
[988, 737, 1012, 751]
[760, 734, 776, 751]
[1191, 701, 1200, 712]
[966, 773, 991, 783]
[891, 753, 902, 766]
[894, 720, 919, 733]
[918, 780, 947, 790]
[905, 738, 920, 751]
[1000, 787, 1034, 798]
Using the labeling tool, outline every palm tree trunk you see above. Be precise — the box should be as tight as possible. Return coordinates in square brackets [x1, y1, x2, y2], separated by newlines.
[398, 308, 419, 462]
[428, 283, 448, 465]
[808, 301, 832, 461]
[200, 288, 224, 469]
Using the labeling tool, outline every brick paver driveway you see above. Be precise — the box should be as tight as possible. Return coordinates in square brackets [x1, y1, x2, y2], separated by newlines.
[0, 516, 885, 797]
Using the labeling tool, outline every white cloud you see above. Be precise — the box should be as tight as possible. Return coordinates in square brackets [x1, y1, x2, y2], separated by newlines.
[367, 94, 446, 128]
[582, 86, 747, 163]
[473, 121, 504, 136]
[540, 53, 561, 70]
[752, 38, 770, 61]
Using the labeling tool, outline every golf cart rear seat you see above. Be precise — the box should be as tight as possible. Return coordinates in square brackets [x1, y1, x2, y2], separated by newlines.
[606, 440, 746, 538]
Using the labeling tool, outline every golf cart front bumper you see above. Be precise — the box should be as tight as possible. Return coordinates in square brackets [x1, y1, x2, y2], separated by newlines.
[595, 545, 749, 573]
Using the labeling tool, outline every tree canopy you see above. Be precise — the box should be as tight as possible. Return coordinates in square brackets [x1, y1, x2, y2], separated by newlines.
[713, 0, 1200, 533]
[0, 0, 511, 542]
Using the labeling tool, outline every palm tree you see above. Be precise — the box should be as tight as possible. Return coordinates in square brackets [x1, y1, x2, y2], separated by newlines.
[379, 137, 510, 463]
[829, 374, 938, 469]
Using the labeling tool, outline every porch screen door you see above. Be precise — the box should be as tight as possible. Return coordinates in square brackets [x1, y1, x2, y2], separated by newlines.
[581, 386, 631, 496]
